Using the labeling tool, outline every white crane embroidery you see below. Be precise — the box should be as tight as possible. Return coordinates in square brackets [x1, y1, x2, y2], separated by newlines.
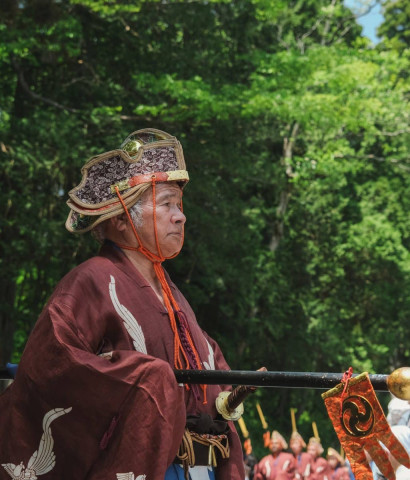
[116, 474, 146, 480]
[203, 339, 215, 370]
[109, 275, 147, 354]
[2, 407, 72, 479]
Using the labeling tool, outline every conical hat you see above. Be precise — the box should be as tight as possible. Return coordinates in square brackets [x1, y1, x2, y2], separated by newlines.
[327, 447, 344, 464]
[290, 431, 306, 448]
[271, 430, 288, 449]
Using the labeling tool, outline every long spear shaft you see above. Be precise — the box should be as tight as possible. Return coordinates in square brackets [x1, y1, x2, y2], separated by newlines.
[174, 369, 389, 391]
[2, 366, 407, 397]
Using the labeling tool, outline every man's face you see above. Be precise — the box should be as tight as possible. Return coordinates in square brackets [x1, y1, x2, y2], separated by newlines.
[290, 439, 303, 455]
[137, 182, 186, 258]
[269, 439, 283, 454]
[307, 443, 319, 458]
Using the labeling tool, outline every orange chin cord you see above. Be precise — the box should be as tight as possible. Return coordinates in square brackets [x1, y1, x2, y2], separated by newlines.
[114, 182, 207, 404]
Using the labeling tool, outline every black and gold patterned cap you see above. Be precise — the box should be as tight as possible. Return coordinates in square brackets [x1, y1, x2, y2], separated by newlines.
[66, 128, 189, 233]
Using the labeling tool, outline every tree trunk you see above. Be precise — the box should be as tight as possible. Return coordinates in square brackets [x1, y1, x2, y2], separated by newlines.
[269, 122, 299, 251]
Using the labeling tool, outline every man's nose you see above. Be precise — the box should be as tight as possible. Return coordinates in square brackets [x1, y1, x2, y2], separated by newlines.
[172, 207, 186, 224]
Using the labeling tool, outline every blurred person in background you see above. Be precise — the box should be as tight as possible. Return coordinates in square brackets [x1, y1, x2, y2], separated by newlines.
[307, 437, 332, 480]
[326, 448, 350, 480]
[387, 397, 410, 428]
[254, 430, 295, 480]
[290, 432, 311, 480]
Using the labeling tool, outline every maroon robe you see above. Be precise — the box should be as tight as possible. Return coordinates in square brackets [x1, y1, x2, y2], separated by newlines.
[255, 452, 295, 480]
[0, 243, 244, 479]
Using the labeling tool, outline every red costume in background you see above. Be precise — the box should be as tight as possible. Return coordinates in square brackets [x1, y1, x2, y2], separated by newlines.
[255, 452, 295, 480]
[294, 452, 311, 480]
[330, 466, 350, 480]
[0, 243, 243, 479]
[308, 457, 332, 480]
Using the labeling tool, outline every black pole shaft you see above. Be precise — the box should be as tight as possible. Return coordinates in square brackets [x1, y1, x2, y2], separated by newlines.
[174, 369, 389, 392]
[0, 367, 389, 391]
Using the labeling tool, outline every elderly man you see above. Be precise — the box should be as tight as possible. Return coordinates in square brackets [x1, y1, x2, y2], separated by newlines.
[254, 431, 295, 480]
[0, 129, 244, 480]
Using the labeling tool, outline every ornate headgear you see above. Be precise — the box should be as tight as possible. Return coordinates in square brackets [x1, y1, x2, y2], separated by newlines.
[271, 430, 288, 450]
[290, 431, 306, 448]
[308, 437, 324, 455]
[66, 128, 188, 233]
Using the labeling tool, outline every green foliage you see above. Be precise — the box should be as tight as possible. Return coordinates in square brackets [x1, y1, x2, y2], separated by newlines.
[378, 0, 410, 52]
[0, 0, 409, 458]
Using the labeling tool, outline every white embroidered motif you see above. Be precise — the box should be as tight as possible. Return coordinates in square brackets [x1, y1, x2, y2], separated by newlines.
[109, 275, 147, 354]
[2, 407, 72, 479]
[202, 339, 215, 370]
[265, 459, 271, 478]
[116, 473, 146, 480]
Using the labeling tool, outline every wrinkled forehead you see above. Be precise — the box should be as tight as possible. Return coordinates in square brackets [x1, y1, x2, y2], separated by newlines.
[141, 181, 183, 202]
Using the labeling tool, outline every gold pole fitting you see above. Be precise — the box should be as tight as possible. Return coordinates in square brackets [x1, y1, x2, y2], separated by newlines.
[387, 367, 410, 400]
[215, 391, 244, 421]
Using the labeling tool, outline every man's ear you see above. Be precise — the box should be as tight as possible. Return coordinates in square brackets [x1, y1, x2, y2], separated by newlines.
[107, 213, 128, 232]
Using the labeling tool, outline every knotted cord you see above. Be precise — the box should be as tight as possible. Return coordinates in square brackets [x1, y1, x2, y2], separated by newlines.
[114, 179, 207, 404]
[340, 366, 353, 416]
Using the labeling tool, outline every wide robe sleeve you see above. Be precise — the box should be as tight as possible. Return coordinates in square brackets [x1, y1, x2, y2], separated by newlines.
[0, 295, 186, 480]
